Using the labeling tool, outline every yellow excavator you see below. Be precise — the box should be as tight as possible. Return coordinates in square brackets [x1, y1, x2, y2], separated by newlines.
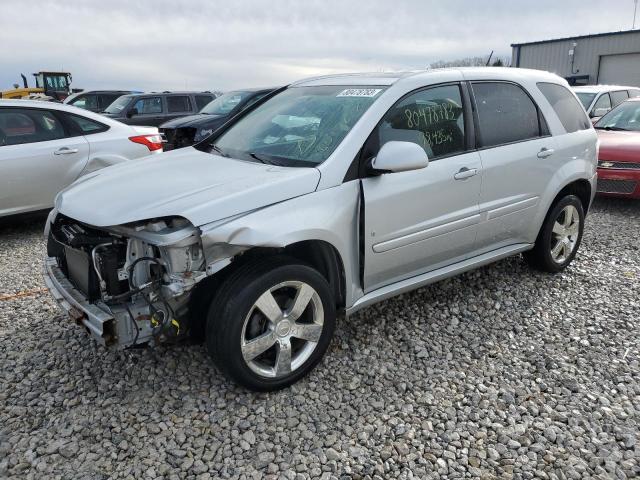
[1, 71, 73, 101]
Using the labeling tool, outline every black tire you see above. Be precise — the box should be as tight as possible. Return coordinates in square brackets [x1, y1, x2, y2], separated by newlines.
[524, 195, 585, 273]
[205, 255, 336, 391]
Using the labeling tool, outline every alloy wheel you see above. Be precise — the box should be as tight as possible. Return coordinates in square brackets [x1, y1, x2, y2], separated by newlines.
[550, 205, 580, 264]
[240, 281, 324, 378]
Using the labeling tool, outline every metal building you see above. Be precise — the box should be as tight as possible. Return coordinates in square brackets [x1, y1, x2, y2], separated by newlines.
[511, 29, 640, 86]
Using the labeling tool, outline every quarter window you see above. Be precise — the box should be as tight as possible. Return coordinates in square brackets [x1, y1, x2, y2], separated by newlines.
[472, 82, 542, 148]
[167, 95, 192, 113]
[0, 108, 65, 146]
[537, 82, 591, 133]
[133, 97, 163, 114]
[375, 84, 466, 159]
[629, 90, 640, 98]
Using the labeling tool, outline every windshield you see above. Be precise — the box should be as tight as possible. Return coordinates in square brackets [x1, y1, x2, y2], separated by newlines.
[201, 91, 252, 115]
[210, 85, 386, 166]
[104, 96, 132, 114]
[595, 101, 640, 131]
[575, 92, 596, 110]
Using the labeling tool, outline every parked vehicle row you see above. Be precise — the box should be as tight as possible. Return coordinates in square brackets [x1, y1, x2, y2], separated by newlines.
[64, 90, 140, 113]
[159, 88, 275, 150]
[573, 84, 640, 122]
[101, 91, 217, 127]
[42, 67, 598, 390]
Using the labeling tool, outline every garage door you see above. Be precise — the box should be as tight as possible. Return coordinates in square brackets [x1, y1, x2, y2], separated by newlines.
[598, 53, 640, 87]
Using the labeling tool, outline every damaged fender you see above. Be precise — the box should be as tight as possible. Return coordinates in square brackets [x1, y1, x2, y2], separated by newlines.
[200, 181, 363, 307]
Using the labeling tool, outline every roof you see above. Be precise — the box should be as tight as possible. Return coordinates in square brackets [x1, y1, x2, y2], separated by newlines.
[573, 85, 640, 93]
[292, 67, 562, 87]
[511, 28, 640, 47]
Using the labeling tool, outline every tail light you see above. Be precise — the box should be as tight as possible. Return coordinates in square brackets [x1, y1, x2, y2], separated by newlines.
[129, 134, 164, 152]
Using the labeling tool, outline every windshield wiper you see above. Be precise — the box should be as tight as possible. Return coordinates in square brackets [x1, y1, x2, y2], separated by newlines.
[248, 152, 283, 166]
[210, 144, 229, 157]
[595, 126, 629, 131]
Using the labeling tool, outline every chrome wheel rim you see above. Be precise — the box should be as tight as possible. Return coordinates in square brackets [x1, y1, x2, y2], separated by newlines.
[241, 281, 324, 378]
[550, 205, 580, 264]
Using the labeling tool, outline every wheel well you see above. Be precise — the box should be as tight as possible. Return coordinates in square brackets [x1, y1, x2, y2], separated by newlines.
[187, 240, 346, 340]
[554, 179, 591, 214]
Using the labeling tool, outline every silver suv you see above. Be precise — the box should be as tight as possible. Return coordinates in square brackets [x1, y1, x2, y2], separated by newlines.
[44, 68, 597, 390]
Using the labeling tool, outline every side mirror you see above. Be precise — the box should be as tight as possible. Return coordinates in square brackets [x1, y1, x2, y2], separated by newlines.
[591, 107, 609, 118]
[127, 108, 139, 118]
[370, 141, 429, 174]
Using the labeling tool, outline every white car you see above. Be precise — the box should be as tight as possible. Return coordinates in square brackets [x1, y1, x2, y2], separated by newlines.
[0, 100, 163, 218]
[573, 85, 640, 122]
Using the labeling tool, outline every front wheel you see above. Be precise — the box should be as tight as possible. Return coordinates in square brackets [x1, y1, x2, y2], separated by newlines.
[206, 256, 336, 391]
[524, 195, 585, 273]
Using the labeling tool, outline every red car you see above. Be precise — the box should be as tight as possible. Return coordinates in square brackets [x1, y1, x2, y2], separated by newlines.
[594, 97, 640, 199]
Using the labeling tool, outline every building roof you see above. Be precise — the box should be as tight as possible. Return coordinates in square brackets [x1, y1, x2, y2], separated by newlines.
[511, 28, 640, 47]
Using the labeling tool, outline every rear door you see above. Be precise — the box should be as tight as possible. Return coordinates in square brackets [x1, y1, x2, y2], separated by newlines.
[165, 95, 193, 121]
[362, 82, 482, 291]
[470, 81, 557, 253]
[0, 107, 89, 216]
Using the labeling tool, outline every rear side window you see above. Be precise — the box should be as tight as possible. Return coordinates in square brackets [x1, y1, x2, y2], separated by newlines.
[472, 82, 542, 148]
[195, 95, 214, 110]
[537, 82, 591, 133]
[0, 108, 65, 146]
[610, 90, 629, 107]
[133, 97, 163, 114]
[167, 95, 192, 113]
[64, 113, 109, 135]
[376, 84, 466, 159]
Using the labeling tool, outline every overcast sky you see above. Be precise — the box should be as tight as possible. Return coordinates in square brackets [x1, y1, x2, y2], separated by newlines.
[1, 0, 637, 92]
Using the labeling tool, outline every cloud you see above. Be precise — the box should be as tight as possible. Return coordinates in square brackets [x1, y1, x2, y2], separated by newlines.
[0, 0, 635, 92]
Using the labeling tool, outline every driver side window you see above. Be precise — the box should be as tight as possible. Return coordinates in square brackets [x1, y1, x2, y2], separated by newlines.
[376, 84, 466, 159]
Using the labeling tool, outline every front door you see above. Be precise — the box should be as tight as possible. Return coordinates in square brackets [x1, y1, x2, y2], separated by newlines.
[127, 96, 165, 126]
[361, 83, 482, 292]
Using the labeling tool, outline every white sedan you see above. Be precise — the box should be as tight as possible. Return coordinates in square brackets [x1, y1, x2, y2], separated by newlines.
[0, 100, 163, 218]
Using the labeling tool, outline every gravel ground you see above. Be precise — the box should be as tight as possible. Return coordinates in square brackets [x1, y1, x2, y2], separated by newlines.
[0, 198, 638, 480]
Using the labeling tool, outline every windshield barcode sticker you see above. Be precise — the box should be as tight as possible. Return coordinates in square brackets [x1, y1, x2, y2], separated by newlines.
[337, 88, 382, 98]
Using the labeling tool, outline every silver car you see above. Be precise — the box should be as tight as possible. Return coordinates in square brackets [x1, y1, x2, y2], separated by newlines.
[44, 68, 597, 390]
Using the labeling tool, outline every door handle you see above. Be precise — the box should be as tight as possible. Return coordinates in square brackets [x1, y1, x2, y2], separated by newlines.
[453, 167, 478, 180]
[54, 147, 79, 155]
[537, 147, 554, 159]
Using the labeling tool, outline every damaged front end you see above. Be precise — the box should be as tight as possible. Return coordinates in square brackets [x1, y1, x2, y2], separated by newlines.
[44, 213, 211, 348]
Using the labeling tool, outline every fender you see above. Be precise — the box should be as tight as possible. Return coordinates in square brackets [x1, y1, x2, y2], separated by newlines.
[199, 181, 363, 307]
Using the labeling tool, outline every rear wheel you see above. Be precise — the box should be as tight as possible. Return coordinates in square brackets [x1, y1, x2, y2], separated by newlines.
[206, 256, 336, 391]
[524, 195, 584, 273]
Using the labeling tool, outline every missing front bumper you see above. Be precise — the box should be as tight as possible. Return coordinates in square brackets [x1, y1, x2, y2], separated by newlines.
[44, 257, 152, 348]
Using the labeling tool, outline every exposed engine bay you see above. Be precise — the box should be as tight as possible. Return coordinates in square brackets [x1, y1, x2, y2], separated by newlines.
[46, 214, 208, 347]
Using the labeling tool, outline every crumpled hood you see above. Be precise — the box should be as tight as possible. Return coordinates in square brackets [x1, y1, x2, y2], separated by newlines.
[56, 147, 320, 227]
[160, 114, 224, 129]
[597, 130, 640, 162]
